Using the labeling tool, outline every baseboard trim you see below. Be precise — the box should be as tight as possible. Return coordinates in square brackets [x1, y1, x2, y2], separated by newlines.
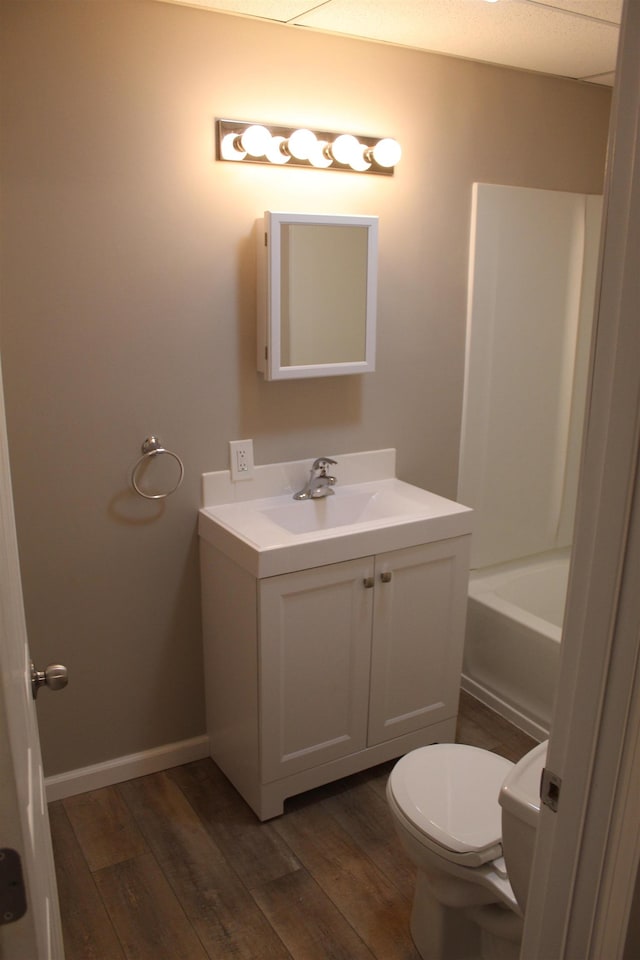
[461, 675, 549, 742]
[44, 734, 210, 802]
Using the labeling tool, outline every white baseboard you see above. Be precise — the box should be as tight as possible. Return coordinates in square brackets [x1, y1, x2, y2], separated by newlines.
[461, 675, 549, 743]
[45, 734, 210, 802]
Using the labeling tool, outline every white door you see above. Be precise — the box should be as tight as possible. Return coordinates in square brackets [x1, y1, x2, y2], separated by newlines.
[368, 538, 470, 746]
[0, 357, 65, 960]
[521, 1, 640, 956]
[259, 557, 374, 781]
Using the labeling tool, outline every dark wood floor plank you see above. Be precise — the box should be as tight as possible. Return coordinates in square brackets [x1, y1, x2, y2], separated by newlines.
[63, 784, 148, 872]
[457, 691, 538, 762]
[119, 771, 292, 960]
[169, 759, 301, 888]
[364, 760, 398, 803]
[319, 777, 417, 902]
[273, 802, 420, 960]
[48, 801, 126, 960]
[94, 852, 209, 960]
[252, 868, 376, 960]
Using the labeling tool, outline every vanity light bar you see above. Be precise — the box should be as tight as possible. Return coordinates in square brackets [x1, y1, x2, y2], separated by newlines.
[216, 119, 402, 176]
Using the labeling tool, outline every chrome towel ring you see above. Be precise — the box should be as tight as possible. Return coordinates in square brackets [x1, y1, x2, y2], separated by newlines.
[131, 436, 184, 500]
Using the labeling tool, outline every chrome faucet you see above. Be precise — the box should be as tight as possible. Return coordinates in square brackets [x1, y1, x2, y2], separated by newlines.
[293, 457, 337, 500]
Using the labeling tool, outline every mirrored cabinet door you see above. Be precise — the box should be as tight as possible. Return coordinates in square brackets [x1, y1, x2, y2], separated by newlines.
[257, 211, 378, 380]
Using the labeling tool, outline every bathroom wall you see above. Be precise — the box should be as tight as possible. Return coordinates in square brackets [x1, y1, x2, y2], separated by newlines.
[0, 0, 611, 776]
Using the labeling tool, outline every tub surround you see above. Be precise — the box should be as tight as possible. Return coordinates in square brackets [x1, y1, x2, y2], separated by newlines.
[459, 184, 602, 738]
[472, 550, 569, 636]
[460, 184, 601, 571]
[464, 549, 569, 740]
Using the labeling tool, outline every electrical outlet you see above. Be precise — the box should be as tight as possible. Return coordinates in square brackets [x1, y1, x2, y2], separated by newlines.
[229, 439, 254, 481]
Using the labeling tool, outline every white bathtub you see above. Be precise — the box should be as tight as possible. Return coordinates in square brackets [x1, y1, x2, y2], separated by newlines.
[462, 549, 570, 740]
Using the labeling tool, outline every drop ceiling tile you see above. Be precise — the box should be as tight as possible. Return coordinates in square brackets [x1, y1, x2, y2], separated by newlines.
[157, 0, 619, 84]
[292, 0, 618, 80]
[584, 71, 616, 85]
[165, 0, 317, 22]
[532, 0, 622, 24]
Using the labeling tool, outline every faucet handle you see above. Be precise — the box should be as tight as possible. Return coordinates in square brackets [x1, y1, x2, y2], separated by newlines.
[312, 457, 337, 475]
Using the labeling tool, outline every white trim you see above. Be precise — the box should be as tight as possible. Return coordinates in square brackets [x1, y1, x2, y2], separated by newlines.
[44, 734, 210, 802]
[262, 211, 378, 381]
[592, 627, 640, 959]
[460, 676, 548, 742]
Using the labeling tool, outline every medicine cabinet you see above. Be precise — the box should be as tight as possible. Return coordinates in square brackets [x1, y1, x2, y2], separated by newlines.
[257, 212, 378, 380]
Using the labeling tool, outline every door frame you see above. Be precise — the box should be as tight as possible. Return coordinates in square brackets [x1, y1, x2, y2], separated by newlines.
[522, 0, 640, 955]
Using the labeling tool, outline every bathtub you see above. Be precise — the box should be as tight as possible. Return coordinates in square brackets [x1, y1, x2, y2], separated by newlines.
[461, 548, 570, 740]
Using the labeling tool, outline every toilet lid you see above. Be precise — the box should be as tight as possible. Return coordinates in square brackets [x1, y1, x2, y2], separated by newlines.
[389, 744, 514, 865]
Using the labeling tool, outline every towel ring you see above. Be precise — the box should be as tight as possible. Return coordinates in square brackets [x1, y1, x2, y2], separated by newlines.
[131, 436, 184, 500]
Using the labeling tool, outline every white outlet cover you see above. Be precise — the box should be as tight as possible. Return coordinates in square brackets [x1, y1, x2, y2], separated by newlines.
[229, 439, 254, 481]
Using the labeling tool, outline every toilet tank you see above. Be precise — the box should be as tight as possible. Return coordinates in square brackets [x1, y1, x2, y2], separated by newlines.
[499, 740, 548, 911]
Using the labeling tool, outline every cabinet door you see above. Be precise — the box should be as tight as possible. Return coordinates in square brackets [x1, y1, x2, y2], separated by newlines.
[368, 537, 470, 746]
[259, 557, 374, 782]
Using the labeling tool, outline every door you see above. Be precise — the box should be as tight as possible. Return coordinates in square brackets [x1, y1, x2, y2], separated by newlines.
[522, 1, 640, 955]
[368, 538, 470, 746]
[259, 557, 373, 781]
[0, 359, 65, 960]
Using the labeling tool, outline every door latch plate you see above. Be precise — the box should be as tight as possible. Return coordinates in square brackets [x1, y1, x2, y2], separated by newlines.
[541, 766, 562, 812]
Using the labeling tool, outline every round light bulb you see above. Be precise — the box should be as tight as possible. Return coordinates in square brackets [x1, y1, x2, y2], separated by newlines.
[349, 145, 371, 172]
[308, 139, 332, 168]
[265, 136, 291, 165]
[330, 134, 361, 166]
[372, 137, 402, 168]
[221, 132, 246, 161]
[240, 124, 272, 158]
[286, 128, 317, 161]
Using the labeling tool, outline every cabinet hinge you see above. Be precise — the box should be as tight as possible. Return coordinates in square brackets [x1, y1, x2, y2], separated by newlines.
[264, 232, 268, 246]
[265, 346, 268, 360]
[0, 849, 27, 925]
[541, 766, 562, 812]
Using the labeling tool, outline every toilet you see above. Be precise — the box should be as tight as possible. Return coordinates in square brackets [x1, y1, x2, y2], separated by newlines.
[387, 739, 548, 960]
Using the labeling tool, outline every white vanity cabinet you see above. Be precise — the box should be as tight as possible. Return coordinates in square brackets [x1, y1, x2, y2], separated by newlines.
[200, 534, 470, 820]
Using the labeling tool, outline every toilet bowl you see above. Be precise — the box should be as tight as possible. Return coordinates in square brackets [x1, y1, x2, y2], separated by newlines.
[387, 739, 547, 960]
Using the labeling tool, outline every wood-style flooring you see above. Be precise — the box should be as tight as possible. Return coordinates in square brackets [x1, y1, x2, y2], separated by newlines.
[49, 692, 537, 960]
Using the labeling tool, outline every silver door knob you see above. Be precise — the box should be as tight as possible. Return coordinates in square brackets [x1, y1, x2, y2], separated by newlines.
[30, 662, 68, 699]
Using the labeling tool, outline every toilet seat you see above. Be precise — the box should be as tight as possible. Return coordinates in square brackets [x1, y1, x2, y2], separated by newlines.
[388, 744, 514, 867]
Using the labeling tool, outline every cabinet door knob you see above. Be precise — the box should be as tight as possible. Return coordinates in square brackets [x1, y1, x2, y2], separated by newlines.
[380, 571, 392, 583]
[363, 577, 374, 588]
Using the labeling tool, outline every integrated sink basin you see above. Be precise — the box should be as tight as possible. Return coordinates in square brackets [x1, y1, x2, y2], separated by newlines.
[199, 470, 473, 578]
[261, 486, 426, 534]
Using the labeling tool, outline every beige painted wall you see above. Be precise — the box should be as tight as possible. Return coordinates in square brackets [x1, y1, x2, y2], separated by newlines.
[0, 0, 611, 776]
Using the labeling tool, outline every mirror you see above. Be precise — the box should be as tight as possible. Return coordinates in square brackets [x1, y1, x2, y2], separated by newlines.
[257, 212, 378, 379]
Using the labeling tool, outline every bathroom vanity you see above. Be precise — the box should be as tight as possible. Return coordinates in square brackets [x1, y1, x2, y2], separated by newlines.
[199, 450, 472, 819]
